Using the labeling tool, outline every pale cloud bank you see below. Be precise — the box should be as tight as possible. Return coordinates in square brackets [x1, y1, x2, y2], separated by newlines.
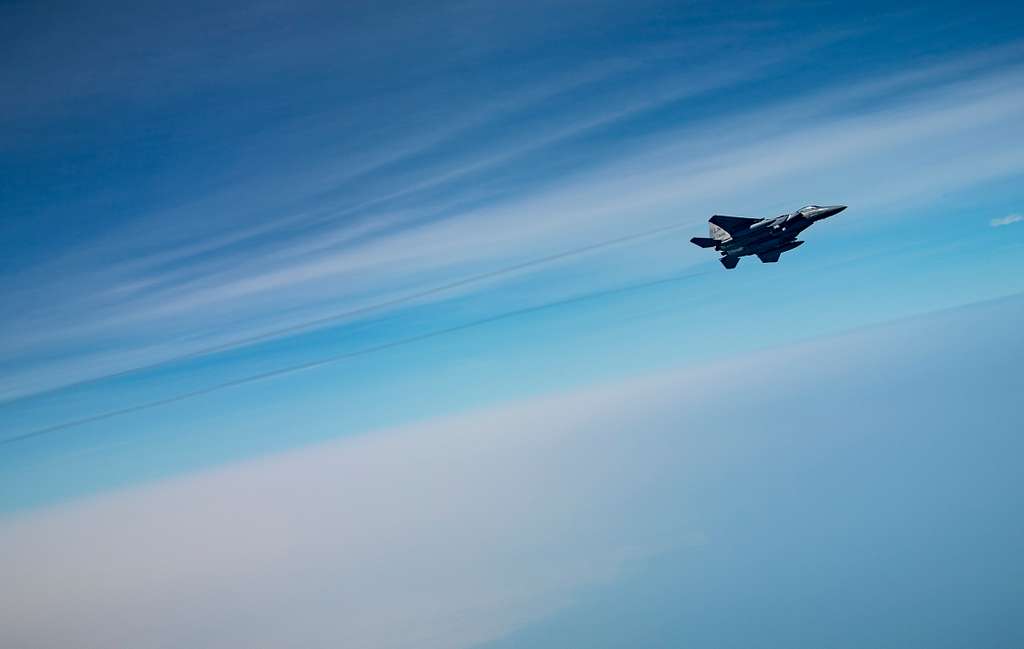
[3, 296, 1022, 649]
[0, 364, 697, 649]
[991, 213, 1023, 227]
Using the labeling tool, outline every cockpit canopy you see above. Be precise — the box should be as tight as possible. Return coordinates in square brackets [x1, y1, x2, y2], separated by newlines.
[798, 205, 822, 213]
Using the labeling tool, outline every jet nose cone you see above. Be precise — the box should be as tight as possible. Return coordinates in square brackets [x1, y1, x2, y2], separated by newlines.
[820, 205, 846, 218]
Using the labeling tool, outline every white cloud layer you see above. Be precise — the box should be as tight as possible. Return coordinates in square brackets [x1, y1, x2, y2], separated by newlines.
[3, 296, 1022, 649]
[0, 371, 691, 649]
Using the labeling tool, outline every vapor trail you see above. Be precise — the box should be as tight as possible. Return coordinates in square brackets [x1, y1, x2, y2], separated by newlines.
[4, 221, 694, 406]
[1, 269, 708, 447]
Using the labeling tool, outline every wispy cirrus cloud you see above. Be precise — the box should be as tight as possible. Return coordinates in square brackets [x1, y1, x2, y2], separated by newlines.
[2, 2, 1024, 404]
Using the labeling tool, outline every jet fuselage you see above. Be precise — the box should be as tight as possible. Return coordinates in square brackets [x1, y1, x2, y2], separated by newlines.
[691, 205, 846, 269]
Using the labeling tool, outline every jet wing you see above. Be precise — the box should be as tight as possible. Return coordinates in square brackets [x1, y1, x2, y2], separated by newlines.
[757, 250, 781, 263]
[709, 214, 761, 234]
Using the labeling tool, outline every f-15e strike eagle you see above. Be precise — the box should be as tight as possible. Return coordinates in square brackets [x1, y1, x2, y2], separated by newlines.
[691, 205, 846, 269]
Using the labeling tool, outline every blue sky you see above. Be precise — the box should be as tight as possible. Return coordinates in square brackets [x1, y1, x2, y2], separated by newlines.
[1, 1, 1024, 647]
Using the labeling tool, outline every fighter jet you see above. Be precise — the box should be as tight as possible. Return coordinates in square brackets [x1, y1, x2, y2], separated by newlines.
[690, 204, 846, 269]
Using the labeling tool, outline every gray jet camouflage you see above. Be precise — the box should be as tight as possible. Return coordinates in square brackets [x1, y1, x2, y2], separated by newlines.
[691, 205, 847, 269]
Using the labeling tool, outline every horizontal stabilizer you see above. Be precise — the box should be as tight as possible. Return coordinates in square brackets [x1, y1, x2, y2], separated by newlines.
[757, 250, 781, 263]
[690, 237, 718, 248]
[709, 214, 761, 235]
[720, 256, 739, 269]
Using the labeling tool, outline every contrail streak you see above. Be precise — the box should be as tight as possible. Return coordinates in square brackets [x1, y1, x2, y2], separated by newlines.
[1, 269, 708, 447]
[4, 221, 694, 406]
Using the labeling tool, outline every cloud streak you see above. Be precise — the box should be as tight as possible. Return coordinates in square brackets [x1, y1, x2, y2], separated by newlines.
[991, 213, 1023, 227]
